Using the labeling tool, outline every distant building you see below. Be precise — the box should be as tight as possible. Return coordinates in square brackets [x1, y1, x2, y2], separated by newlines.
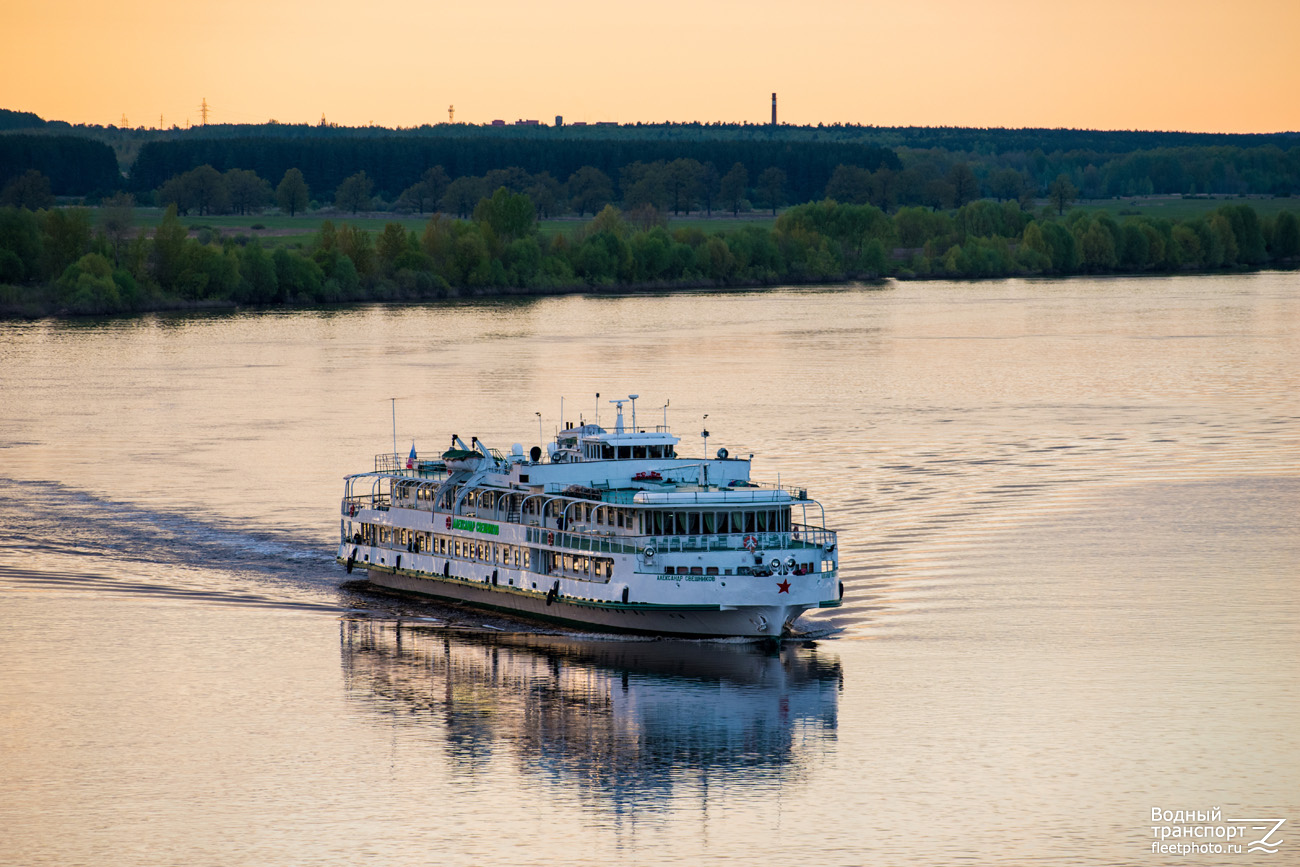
[489, 119, 506, 126]
[595, 121, 617, 127]
[515, 119, 540, 126]
[555, 115, 563, 127]
[570, 121, 587, 127]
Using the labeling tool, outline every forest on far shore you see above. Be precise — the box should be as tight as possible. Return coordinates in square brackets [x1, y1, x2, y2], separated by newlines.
[2, 109, 1298, 318]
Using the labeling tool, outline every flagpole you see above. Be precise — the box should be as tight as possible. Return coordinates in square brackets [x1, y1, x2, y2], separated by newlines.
[391, 397, 397, 458]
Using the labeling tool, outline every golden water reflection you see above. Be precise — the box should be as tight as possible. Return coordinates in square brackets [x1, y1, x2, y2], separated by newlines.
[341, 621, 841, 808]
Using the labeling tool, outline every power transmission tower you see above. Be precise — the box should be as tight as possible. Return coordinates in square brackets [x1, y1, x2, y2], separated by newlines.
[199, 97, 210, 125]
[449, 104, 454, 123]
[120, 113, 128, 127]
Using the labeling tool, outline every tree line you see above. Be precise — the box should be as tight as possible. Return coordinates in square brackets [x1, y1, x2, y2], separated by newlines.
[129, 136, 900, 206]
[3, 185, 1296, 318]
[0, 134, 120, 195]
[148, 160, 794, 219]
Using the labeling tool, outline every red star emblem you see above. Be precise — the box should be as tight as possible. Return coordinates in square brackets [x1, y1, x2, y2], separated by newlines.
[777, 579, 791, 594]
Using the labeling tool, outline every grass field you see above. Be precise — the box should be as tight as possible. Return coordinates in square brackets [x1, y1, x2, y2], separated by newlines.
[125, 208, 778, 245]
[121, 196, 1294, 246]
[1066, 194, 1296, 222]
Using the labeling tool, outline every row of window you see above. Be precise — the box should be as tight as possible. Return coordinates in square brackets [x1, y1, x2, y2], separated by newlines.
[358, 524, 532, 569]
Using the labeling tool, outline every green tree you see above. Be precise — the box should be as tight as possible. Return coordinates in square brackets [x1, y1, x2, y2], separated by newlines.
[1079, 219, 1118, 271]
[40, 207, 94, 281]
[1048, 174, 1077, 216]
[225, 169, 270, 216]
[397, 166, 449, 214]
[99, 192, 134, 264]
[1, 169, 55, 210]
[621, 161, 669, 210]
[56, 253, 120, 314]
[238, 241, 279, 304]
[150, 204, 189, 291]
[276, 168, 310, 217]
[825, 165, 872, 204]
[473, 187, 536, 243]
[335, 171, 373, 214]
[756, 166, 786, 216]
[699, 162, 720, 217]
[719, 162, 748, 216]
[525, 172, 563, 218]
[989, 169, 1025, 203]
[948, 163, 979, 208]
[1271, 211, 1300, 260]
[376, 222, 412, 276]
[441, 176, 484, 219]
[187, 165, 228, 216]
[566, 166, 613, 217]
[665, 158, 704, 215]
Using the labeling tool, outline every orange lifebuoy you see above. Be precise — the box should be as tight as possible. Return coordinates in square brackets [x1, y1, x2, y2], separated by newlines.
[547, 531, 555, 546]
[348, 504, 356, 517]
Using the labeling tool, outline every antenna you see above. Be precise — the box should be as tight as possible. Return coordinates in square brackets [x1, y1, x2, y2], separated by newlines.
[535, 412, 543, 453]
[390, 397, 398, 457]
[594, 392, 600, 429]
[628, 394, 639, 431]
[701, 414, 710, 455]
[199, 97, 210, 126]
[662, 399, 670, 430]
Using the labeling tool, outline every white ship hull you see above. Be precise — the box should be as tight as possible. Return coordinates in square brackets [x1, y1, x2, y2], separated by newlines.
[359, 562, 826, 638]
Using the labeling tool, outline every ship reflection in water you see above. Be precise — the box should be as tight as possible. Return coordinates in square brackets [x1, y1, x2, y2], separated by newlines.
[341, 620, 841, 808]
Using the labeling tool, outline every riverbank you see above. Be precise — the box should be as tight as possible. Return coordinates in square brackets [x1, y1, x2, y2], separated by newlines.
[2, 197, 1296, 319]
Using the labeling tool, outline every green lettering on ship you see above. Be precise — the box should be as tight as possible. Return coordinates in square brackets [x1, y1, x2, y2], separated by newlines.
[452, 517, 500, 535]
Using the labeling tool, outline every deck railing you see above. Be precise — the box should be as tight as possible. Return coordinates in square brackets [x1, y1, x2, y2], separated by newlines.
[522, 523, 833, 554]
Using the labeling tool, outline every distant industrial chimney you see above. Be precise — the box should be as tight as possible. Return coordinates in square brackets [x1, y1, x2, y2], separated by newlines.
[771, 92, 777, 125]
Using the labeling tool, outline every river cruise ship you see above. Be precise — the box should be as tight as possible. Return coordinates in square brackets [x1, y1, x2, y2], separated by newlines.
[337, 398, 842, 637]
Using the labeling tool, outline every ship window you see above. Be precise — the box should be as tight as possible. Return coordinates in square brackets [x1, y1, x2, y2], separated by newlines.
[454, 540, 462, 557]
[703, 512, 717, 534]
[633, 446, 646, 459]
[706, 566, 719, 575]
[523, 549, 530, 570]
[688, 512, 701, 535]
[617, 446, 631, 459]
[664, 566, 676, 575]
[690, 566, 703, 575]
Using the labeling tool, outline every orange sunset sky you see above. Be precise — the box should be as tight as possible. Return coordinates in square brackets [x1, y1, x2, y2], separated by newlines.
[3, 0, 1298, 133]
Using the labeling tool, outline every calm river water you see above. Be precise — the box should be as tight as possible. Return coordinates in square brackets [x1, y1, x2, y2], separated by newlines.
[1, 275, 1297, 866]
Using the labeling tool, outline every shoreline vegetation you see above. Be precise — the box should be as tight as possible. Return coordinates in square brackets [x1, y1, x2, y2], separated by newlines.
[3, 107, 1298, 318]
[1, 192, 1297, 319]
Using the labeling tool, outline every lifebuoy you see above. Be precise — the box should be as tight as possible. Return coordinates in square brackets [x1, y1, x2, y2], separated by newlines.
[349, 504, 356, 517]
[445, 516, 452, 529]
[547, 531, 555, 546]
[743, 535, 758, 551]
